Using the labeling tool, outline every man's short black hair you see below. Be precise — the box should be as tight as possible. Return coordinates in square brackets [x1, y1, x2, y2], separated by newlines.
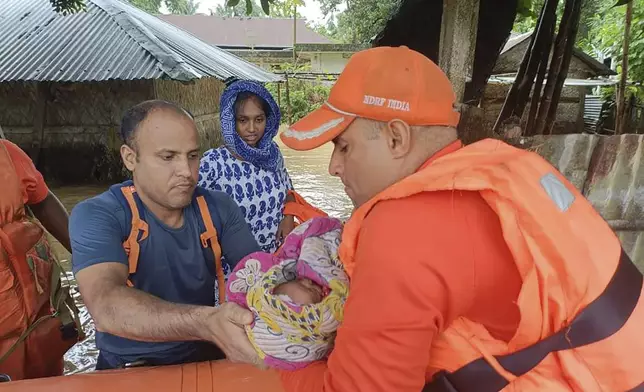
[120, 100, 194, 149]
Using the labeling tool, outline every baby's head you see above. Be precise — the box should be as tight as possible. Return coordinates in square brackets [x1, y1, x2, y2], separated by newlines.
[273, 278, 324, 305]
[225, 216, 348, 370]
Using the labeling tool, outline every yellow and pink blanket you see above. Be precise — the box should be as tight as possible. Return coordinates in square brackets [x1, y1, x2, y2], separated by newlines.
[225, 217, 349, 370]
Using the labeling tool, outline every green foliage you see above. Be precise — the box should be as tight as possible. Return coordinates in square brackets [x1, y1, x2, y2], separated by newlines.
[214, 0, 265, 16]
[578, 0, 643, 82]
[315, 0, 399, 44]
[128, 0, 200, 14]
[50, 0, 85, 14]
[265, 64, 332, 124]
[48, 0, 199, 14]
[224, 0, 302, 16]
[216, 0, 302, 18]
[221, 0, 397, 44]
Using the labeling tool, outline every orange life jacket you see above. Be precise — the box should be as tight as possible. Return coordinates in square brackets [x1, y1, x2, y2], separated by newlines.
[0, 142, 83, 381]
[339, 138, 644, 391]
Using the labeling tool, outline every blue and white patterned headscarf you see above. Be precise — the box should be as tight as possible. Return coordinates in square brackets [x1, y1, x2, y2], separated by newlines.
[220, 80, 283, 172]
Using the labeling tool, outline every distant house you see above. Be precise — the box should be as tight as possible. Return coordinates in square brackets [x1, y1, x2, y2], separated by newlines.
[158, 15, 365, 74]
[481, 31, 617, 134]
[0, 0, 279, 183]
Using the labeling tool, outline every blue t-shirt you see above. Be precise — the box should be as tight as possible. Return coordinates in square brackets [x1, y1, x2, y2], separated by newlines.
[69, 186, 260, 364]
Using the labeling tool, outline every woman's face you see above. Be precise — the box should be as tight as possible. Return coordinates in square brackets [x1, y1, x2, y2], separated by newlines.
[235, 97, 267, 147]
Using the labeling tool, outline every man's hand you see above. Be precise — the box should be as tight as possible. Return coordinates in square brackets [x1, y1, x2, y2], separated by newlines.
[277, 215, 296, 244]
[203, 302, 264, 368]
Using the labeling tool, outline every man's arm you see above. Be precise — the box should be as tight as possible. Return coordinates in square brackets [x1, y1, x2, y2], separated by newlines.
[70, 198, 258, 361]
[212, 191, 261, 266]
[75, 261, 212, 341]
[279, 193, 480, 392]
[30, 192, 71, 253]
[2, 140, 72, 252]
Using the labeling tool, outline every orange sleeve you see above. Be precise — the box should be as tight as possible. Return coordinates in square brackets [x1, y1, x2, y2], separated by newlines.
[280, 191, 481, 392]
[2, 140, 49, 205]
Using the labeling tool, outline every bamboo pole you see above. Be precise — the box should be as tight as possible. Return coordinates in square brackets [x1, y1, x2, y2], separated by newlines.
[493, 0, 559, 133]
[534, 0, 575, 135]
[544, 0, 582, 135]
[525, 20, 555, 136]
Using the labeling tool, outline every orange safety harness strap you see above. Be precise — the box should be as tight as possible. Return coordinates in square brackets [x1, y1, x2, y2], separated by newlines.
[118, 185, 225, 302]
[283, 190, 328, 223]
[424, 249, 644, 392]
[196, 196, 225, 304]
[120, 186, 149, 287]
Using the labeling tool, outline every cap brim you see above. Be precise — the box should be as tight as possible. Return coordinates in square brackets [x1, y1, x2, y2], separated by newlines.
[280, 104, 355, 151]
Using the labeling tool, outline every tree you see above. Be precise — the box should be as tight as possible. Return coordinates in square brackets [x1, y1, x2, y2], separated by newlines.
[581, 0, 643, 82]
[213, 0, 302, 19]
[269, 0, 305, 18]
[213, 0, 265, 16]
[49, 0, 84, 14]
[222, 0, 278, 16]
[128, 0, 200, 14]
[311, 0, 399, 44]
[49, 0, 199, 14]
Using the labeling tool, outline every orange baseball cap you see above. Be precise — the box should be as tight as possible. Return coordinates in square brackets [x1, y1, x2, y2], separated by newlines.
[280, 45, 460, 151]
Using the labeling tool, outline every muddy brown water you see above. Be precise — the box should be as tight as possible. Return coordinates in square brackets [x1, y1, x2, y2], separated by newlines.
[50, 139, 352, 374]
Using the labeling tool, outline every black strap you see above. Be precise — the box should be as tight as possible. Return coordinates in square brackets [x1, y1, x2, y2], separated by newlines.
[424, 249, 643, 392]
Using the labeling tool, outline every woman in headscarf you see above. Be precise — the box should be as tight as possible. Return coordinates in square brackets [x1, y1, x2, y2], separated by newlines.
[198, 80, 296, 256]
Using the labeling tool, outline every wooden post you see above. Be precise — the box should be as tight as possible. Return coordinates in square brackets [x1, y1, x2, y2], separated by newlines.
[439, 0, 480, 103]
[544, 0, 582, 135]
[285, 74, 292, 125]
[293, 3, 297, 63]
[277, 82, 282, 107]
[533, 0, 580, 135]
[616, 0, 634, 135]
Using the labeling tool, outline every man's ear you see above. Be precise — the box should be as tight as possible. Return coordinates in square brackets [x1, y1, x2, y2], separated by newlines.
[384, 119, 412, 159]
[120, 144, 137, 171]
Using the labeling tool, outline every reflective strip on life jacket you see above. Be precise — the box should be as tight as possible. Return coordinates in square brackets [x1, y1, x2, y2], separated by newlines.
[196, 195, 225, 304]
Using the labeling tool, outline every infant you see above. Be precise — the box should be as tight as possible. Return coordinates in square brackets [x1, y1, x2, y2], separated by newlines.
[273, 278, 326, 305]
[225, 216, 349, 370]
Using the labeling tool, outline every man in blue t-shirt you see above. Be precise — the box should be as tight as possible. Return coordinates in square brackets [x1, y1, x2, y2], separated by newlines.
[69, 100, 262, 370]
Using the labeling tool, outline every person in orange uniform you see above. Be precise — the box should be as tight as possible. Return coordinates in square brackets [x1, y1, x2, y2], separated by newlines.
[0, 139, 82, 381]
[269, 46, 644, 392]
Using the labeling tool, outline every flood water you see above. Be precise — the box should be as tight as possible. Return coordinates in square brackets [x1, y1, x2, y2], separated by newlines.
[50, 138, 352, 374]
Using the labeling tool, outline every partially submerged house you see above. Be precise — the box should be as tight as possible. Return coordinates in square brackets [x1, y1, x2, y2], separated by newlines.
[158, 15, 365, 74]
[0, 0, 280, 183]
[481, 31, 617, 134]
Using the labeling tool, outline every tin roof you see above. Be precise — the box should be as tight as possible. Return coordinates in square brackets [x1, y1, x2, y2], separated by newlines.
[0, 0, 281, 83]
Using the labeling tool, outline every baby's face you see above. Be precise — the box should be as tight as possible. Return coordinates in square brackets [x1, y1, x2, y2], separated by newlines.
[274, 278, 324, 304]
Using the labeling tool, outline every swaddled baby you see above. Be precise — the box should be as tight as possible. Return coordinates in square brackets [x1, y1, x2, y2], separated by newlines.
[225, 216, 349, 370]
